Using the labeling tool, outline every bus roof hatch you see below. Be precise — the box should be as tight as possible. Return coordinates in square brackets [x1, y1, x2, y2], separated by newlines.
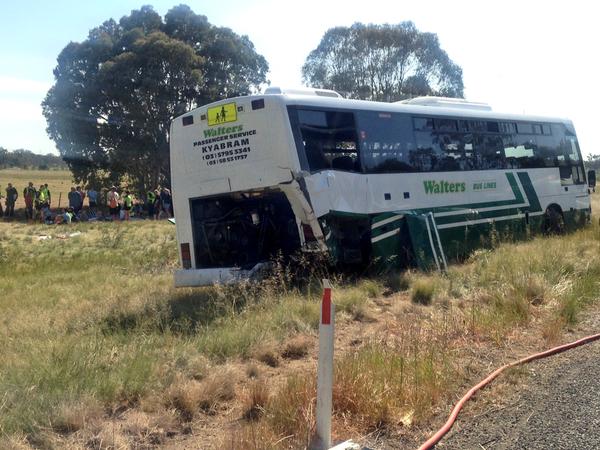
[397, 96, 492, 111]
[264, 86, 343, 98]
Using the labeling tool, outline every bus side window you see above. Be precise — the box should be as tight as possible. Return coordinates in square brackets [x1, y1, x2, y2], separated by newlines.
[356, 111, 415, 173]
[296, 109, 360, 173]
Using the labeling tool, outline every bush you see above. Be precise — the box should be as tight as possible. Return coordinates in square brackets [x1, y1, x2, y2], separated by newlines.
[411, 279, 435, 305]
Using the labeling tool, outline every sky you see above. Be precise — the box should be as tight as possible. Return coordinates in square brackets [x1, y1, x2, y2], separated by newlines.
[1, 0, 598, 157]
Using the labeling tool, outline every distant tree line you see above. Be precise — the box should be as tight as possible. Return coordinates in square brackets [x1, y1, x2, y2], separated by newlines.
[0, 147, 67, 170]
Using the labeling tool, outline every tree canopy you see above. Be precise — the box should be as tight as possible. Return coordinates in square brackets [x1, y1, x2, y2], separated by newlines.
[42, 5, 268, 192]
[302, 22, 463, 102]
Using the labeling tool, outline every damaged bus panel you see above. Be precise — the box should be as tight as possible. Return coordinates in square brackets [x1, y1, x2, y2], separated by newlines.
[170, 89, 590, 287]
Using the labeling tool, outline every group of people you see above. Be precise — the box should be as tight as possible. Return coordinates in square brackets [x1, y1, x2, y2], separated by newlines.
[1, 182, 52, 220]
[105, 186, 173, 221]
[1, 181, 173, 224]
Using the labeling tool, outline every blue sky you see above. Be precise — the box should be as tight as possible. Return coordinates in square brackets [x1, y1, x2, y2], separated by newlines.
[1, 0, 598, 157]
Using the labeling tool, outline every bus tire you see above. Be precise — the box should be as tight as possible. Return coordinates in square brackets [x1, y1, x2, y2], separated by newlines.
[543, 205, 565, 235]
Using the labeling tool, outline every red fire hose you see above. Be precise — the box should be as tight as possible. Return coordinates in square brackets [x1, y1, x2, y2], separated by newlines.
[418, 332, 600, 450]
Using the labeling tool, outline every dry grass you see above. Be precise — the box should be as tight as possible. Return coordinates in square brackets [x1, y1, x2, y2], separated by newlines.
[222, 420, 282, 450]
[246, 363, 261, 380]
[264, 376, 316, 447]
[252, 341, 280, 367]
[164, 377, 204, 421]
[411, 278, 436, 305]
[164, 370, 236, 420]
[51, 397, 103, 434]
[0, 434, 35, 450]
[281, 335, 312, 360]
[242, 381, 270, 421]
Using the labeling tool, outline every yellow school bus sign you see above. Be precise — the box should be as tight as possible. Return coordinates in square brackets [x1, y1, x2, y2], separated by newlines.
[207, 103, 237, 126]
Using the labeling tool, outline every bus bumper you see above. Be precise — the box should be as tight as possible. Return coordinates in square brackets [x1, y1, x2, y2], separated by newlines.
[173, 263, 267, 287]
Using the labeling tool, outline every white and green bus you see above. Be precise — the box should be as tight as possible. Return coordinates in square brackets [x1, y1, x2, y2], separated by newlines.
[170, 87, 591, 286]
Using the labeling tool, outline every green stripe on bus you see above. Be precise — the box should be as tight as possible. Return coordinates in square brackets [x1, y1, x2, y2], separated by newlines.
[517, 172, 542, 212]
[433, 207, 524, 226]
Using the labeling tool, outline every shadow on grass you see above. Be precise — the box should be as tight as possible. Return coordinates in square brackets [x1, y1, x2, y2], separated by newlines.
[100, 287, 254, 336]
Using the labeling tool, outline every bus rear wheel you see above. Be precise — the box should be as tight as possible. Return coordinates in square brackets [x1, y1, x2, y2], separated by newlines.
[543, 206, 565, 235]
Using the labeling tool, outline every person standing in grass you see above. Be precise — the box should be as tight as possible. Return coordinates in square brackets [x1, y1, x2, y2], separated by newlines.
[23, 182, 36, 220]
[44, 183, 51, 207]
[87, 186, 97, 209]
[5, 183, 18, 218]
[37, 184, 50, 222]
[87, 186, 98, 219]
[153, 189, 161, 219]
[76, 186, 86, 211]
[160, 187, 172, 218]
[107, 186, 120, 220]
[122, 190, 133, 221]
[146, 189, 156, 219]
[68, 187, 82, 215]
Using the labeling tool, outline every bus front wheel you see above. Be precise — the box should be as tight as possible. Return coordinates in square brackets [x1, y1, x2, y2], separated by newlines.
[543, 205, 565, 235]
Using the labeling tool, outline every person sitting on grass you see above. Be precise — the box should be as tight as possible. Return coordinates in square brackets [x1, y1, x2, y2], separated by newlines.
[54, 208, 74, 225]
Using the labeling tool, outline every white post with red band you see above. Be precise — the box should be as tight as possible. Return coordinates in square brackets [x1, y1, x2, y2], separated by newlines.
[314, 279, 334, 450]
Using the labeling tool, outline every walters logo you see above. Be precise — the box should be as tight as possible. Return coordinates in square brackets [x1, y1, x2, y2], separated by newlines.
[207, 102, 237, 126]
[423, 180, 466, 194]
[203, 124, 243, 138]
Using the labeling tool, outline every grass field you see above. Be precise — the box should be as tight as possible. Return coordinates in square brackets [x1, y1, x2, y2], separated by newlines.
[1, 170, 600, 448]
[0, 168, 75, 210]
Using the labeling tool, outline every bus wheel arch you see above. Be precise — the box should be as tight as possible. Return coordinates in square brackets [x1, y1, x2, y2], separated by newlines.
[543, 203, 565, 235]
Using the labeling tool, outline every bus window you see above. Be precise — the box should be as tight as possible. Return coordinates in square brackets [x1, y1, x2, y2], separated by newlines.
[413, 117, 434, 131]
[414, 130, 443, 171]
[296, 109, 360, 173]
[486, 122, 500, 133]
[499, 122, 517, 134]
[517, 123, 534, 134]
[357, 111, 415, 173]
[434, 118, 458, 132]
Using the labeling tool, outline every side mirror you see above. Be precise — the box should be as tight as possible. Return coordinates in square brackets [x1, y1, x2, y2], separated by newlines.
[588, 169, 596, 188]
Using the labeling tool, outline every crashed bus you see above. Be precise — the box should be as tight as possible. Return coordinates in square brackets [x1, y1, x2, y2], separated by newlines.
[170, 87, 591, 287]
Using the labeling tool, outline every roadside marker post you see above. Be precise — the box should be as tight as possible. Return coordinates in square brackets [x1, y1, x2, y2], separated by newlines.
[313, 279, 334, 450]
